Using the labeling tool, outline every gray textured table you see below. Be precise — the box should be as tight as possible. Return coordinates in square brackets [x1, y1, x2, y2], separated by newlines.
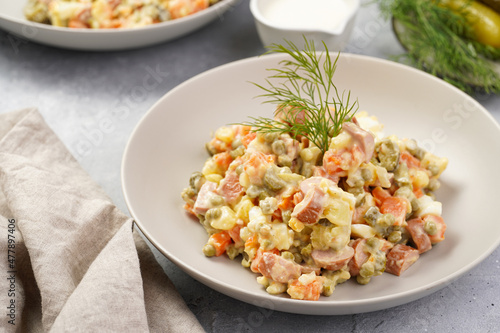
[1, 1, 499, 332]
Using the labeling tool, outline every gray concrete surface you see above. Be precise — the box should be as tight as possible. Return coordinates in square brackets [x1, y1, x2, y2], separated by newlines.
[1, 1, 499, 332]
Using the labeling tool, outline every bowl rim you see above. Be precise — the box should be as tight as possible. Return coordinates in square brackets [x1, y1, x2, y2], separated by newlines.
[249, 0, 360, 35]
[0, 0, 238, 34]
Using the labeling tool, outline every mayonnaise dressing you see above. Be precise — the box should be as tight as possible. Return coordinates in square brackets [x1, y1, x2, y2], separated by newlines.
[261, 0, 351, 31]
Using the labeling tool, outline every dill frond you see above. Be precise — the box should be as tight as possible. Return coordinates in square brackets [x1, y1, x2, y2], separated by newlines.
[239, 38, 358, 154]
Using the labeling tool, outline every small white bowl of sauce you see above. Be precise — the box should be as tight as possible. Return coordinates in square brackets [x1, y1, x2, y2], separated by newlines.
[250, 0, 360, 51]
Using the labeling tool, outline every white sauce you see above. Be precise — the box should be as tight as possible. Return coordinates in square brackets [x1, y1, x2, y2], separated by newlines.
[261, 0, 351, 31]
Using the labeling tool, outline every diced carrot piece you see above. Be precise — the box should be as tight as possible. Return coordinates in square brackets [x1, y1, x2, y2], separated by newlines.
[287, 274, 325, 301]
[380, 196, 409, 226]
[208, 137, 230, 153]
[208, 231, 232, 257]
[214, 152, 232, 171]
[245, 152, 267, 169]
[323, 150, 344, 175]
[245, 235, 260, 266]
[234, 125, 251, 137]
[413, 187, 424, 198]
[68, 19, 89, 29]
[241, 132, 257, 148]
[183, 203, 196, 217]
[400, 151, 421, 169]
[278, 194, 295, 211]
[371, 186, 391, 206]
[245, 235, 258, 250]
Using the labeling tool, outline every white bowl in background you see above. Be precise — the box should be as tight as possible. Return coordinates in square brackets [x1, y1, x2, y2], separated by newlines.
[0, 0, 238, 51]
[250, 0, 360, 51]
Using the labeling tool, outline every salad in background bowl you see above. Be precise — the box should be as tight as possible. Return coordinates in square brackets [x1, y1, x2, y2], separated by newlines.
[0, 0, 237, 50]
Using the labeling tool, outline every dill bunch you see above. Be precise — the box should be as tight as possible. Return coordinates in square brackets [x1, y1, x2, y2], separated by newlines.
[240, 39, 358, 154]
[378, 0, 500, 94]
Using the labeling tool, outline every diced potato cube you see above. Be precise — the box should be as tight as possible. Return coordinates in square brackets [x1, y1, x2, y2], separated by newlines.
[351, 224, 377, 239]
[210, 206, 238, 230]
[215, 126, 234, 144]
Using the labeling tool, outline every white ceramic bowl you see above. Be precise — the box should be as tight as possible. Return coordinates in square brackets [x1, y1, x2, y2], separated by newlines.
[0, 0, 238, 51]
[250, 0, 359, 51]
[122, 52, 500, 315]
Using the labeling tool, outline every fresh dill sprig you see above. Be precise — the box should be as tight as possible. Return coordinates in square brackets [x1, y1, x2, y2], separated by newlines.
[240, 38, 358, 154]
[378, 0, 500, 94]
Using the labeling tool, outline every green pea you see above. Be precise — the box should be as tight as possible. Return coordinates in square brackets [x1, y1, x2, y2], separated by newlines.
[356, 275, 371, 285]
[226, 245, 240, 260]
[428, 164, 440, 177]
[394, 186, 412, 199]
[427, 178, 441, 191]
[281, 251, 295, 261]
[203, 244, 216, 257]
[229, 146, 245, 158]
[261, 239, 273, 250]
[405, 139, 420, 157]
[277, 154, 292, 167]
[265, 132, 279, 143]
[414, 148, 426, 160]
[235, 164, 244, 175]
[300, 163, 313, 178]
[377, 214, 394, 228]
[411, 197, 420, 213]
[205, 143, 217, 156]
[375, 139, 400, 171]
[424, 220, 438, 235]
[323, 284, 334, 297]
[360, 262, 375, 278]
[272, 140, 286, 155]
[348, 186, 365, 198]
[241, 257, 250, 268]
[293, 252, 303, 264]
[189, 172, 204, 191]
[209, 195, 224, 207]
[301, 244, 313, 257]
[260, 198, 276, 215]
[388, 230, 402, 243]
[231, 138, 242, 149]
[246, 185, 262, 198]
[364, 206, 381, 226]
[206, 208, 221, 220]
[394, 163, 412, 188]
[361, 167, 374, 181]
[366, 237, 380, 250]
[181, 187, 196, 202]
[281, 209, 292, 223]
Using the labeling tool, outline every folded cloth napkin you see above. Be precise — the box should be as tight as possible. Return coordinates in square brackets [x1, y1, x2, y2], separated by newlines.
[0, 108, 205, 332]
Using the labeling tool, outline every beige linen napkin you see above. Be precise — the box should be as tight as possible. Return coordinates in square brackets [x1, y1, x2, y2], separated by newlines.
[0, 108, 205, 332]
